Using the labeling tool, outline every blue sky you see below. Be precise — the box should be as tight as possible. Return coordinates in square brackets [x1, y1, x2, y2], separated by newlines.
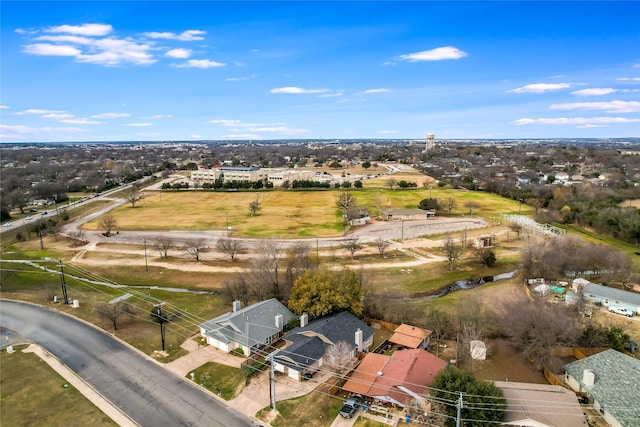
[1, 1, 639, 142]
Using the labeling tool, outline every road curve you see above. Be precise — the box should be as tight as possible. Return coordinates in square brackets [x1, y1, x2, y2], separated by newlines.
[0, 300, 259, 427]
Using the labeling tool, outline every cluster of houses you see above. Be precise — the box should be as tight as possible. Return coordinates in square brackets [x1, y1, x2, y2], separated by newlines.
[199, 298, 640, 427]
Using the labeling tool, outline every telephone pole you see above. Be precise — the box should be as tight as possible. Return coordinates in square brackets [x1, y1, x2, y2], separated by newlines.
[154, 303, 166, 352]
[456, 392, 463, 427]
[59, 259, 68, 304]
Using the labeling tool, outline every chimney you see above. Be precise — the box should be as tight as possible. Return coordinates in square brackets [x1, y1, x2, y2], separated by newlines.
[583, 369, 595, 387]
[232, 300, 241, 312]
[275, 314, 284, 330]
[300, 313, 308, 328]
[355, 328, 364, 351]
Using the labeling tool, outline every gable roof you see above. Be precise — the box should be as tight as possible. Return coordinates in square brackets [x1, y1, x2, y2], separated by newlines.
[581, 282, 640, 307]
[273, 311, 373, 371]
[564, 349, 640, 425]
[199, 299, 294, 348]
[388, 323, 432, 349]
[343, 349, 448, 406]
[494, 381, 586, 427]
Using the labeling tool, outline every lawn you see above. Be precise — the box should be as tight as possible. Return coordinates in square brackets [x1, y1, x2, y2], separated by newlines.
[189, 362, 250, 400]
[0, 344, 117, 427]
[258, 385, 344, 427]
[81, 187, 526, 238]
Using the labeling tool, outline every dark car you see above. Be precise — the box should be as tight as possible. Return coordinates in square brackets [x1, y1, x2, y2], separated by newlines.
[339, 395, 363, 418]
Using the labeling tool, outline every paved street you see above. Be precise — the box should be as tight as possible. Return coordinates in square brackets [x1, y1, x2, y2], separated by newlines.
[0, 300, 260, 427]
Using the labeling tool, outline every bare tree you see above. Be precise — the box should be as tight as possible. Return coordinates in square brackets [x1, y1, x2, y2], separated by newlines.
[336, 191, 357, 211]
[387, 178, 397, 190]
[96, 302, 134, 331]
[509, 222, 523, 240]
[250, 238, 284, 299]
[421, 308, 452, 357]
[125, 183, 143, 208]
[443, 234, 464, 270]
[463, 201, 480, 215]
[155, 236, 174, 258]
[284, 243, 316, 291]
[68, 230, 86, 246]
[341, 236, 363, 260]
[216, 237, 243, 261]
[445, 197, 457, 214]
[185, 238, 207, 262]
[376, 236, 390, 257]
[223, 274, 251, 306]
[98, 214, 117, 236]
[249, 200, 259, 216]
[324, 341, 357, 373]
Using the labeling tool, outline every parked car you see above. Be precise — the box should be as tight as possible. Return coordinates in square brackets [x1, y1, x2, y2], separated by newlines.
[339, 395, 363, 418]
[25, 216, 33, 220]
[2, 222, 12, 227]
[609, 306, 634, 317]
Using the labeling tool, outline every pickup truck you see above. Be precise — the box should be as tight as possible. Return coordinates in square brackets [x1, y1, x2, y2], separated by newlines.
[339, 395, 363, 418]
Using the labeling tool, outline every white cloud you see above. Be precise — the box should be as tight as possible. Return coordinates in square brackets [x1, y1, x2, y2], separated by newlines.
[245, 126, 308, 134]
[363, 88, 390, 94]
[146, 114, 173, 119]
[209, 119, 242, 126]
[91, 112, 131, 119]
[124, 122, 152, 127]
[507, 83, 572, 93]
[571, 88, 618, 96]
[165, 48, 192, 59]
[512, 117, 640, 125]
[42, 113, 75, 120]
[35, 35, 94, 45]
[24, 43, 82, 56]
[226, 74, 257, 81]
[15, 109, 66, 115]
[378, 130, 398, 134]
[142, 30, 206, 41]
[77, 38, 156, 65]
[397, 46, 467, 62]
[173, 59, 226, 68]
[550, 100, 640, 113]
[617, 77, 640, 82]
[60, 118, 101, 125]
[190, 134, 203, 139]
[634, 64, 640, 68]
[318, 92, 343, 98]
[576, 124, 607, 128]
[0, 124, 88, 134]
[222, 133, 260, 139]
[46, 23, 112, 37]
[270, 87, 329, 94]
[0, 105, 9, 109]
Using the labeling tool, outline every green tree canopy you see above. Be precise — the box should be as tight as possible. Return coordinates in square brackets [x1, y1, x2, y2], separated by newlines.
[288, 268, 363, 318]
[431, 367, 506, 427]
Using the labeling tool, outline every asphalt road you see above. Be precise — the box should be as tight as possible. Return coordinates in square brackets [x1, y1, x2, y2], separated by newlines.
[0, 300, 258, 427]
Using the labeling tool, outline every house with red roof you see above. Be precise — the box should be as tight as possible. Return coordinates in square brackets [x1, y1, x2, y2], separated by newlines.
[342, 349, 448, 407]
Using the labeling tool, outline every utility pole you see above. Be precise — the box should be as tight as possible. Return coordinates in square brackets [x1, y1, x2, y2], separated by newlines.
[144, 239, 148, 272]
[456, 392, 463, 427]
[270, 359, 277, 412]
[154, 303, 166, 352]
[59, 259, 68, 304]
[401, 219, 405, 241]
[316, 238, 319, 266]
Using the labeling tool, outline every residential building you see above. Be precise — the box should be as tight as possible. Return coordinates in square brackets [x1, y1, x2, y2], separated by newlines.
[380, 208, 434, 221]
[573, 280, 640, 314]
[387, 323, 432, 350]
[199, 299, 295, 356]
[342, 349, 447, 407]
[564, 349, 640, 427]
[271, 311, 374, 381]
[495, 381, 587, 427]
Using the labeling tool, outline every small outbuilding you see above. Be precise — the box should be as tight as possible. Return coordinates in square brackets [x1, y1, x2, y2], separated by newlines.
[470, 340, 487, 360]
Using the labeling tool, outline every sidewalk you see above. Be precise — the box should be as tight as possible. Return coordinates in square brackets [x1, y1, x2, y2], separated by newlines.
[164, 337, 243, 377]
[20, 344, 138, 427]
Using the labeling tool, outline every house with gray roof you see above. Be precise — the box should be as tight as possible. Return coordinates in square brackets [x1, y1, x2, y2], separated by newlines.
[199, 299, 294, 356]
[564, 349, 640, 427]
[578, 281, 640, 315]
[271, 311, 374, 381]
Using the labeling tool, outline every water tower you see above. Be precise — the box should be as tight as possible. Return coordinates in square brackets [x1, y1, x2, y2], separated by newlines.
[425, 133, 435, 151]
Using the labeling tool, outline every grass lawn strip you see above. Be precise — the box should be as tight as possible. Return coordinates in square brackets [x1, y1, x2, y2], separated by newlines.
[0, 344, 121, 427]
[189, 362, 250, 400]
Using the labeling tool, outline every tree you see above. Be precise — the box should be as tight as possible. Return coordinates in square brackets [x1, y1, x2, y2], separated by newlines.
[387, 178, 397, 190]
[421, 308, 452, 357]
[216, 237, 244, 261]
[361, 161, 371, 170]
[341, 236, 363, 260]
[96, 302, 134, 331]
[353, 180, 363, 188]
[464, 201, 480, 215]
[249, 239, 285, 300]
[98, 214, 117, 236]
[324, 341, 357, 373]
[249, 200, 259, 216]
[336, 191, 357, 211]
[375, 236, 390, 257]
[68, 230, 86, 247]
[431, 368, 506, 427]
[418, 197, 438, 211]
[155, 236, 174, 258]
[185, 238, 206, 262]
[477, 248, 497, 267]
[30, 219, 48, 250]
[508, 222, 523, 240]
[125, 183, 143, 208]
[443, 234, 464, 270]
[7, 189, 29, 214]
[288, 268, 364, 318]
[222, 274, 251, 306]
[445, 197, 457, 214]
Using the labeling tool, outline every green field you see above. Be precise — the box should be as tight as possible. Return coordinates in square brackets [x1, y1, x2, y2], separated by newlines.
[83, 188, 526, 238]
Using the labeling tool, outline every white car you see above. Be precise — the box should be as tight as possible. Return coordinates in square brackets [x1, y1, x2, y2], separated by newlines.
[609, 306, 634, 317]
[2, 222, 11, 227]
[25, 216, 33, 220]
